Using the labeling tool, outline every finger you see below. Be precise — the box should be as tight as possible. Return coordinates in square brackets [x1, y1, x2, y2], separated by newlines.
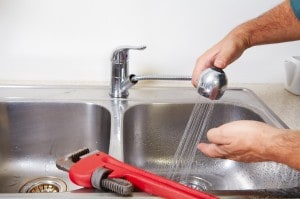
[192, 54, 215, 87]
[192, 60, 207, 87]
[214, 58, 227, 69]
[191, 65, 201, 87]
[212, 47, 230, 69]
[206, 128, 231, 145]
[197, 143, 226, 158]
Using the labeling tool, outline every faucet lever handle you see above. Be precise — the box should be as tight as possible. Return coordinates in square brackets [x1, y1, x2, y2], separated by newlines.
[111, 45, 146, 64]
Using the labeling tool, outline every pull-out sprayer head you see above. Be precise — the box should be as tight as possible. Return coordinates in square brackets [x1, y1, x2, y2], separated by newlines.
[197, 67, 228, 100]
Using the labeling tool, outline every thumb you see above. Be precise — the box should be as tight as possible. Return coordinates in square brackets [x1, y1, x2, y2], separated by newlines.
[213, 40, 246, 69]
[213, 48, 233, 69]
[214, 58, 227, 69]
[197, 143, 225, 158]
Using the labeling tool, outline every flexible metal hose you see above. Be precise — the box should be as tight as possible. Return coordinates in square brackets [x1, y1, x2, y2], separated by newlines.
[131, 75, 192, 82]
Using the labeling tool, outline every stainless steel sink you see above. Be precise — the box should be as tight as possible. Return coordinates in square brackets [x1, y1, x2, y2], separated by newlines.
[123, 95, 300, 197]
[0, 86, 298, 198]
[0, 102, 111, 193]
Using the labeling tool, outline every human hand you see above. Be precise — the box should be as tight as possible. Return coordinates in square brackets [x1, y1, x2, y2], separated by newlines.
[198, 120, 284, 163]
[192, 31, 249, 87]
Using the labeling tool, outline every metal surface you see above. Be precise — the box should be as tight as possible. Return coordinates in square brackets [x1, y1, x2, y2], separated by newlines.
[110, 45, 146, 98]
[197, 67, 228, 100]
[56, 147, 90, 172]
[0, 85, 298, 198]
[131, 75, 192, 82]
[19, 177, 67, 193]
[109, 46, 192, 98]
[123, 103, 299, 197]
[0, 101, 111, 193]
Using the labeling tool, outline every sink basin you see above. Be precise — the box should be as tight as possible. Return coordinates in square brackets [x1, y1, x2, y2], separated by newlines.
[0, 102, 111, 193]
[0, 86, 298, 198]
[123, 102, 300, 197]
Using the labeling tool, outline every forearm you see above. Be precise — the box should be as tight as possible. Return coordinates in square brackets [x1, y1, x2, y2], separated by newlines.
[267, 130, 300, 170]
[231, 0, 300, 48]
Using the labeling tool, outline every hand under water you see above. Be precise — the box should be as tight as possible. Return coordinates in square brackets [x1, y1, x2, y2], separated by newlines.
[198, 120, 286, 162]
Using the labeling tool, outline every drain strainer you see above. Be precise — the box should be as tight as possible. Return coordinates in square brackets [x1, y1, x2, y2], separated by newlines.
[19, 177, 67, 193]
[179, 176, 213, 191]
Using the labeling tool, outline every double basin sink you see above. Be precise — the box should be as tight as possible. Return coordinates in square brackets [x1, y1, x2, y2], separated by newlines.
[0, 85, 299, 198]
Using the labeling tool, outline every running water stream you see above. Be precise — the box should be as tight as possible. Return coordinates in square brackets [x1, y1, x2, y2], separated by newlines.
[167, 103, 215, 182]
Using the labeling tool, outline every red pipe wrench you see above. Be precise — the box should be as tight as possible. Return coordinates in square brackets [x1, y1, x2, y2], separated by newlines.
[57, 148, 218, 199]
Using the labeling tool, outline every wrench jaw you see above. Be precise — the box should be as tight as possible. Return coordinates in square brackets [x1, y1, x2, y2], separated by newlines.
[57, 150, 128, 189]
[56, 147, 90, 172]
[68, 152, 107, 188]
[56, 148, 134, 196]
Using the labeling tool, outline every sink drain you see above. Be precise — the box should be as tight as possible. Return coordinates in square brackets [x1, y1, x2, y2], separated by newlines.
[179, 176, 212, 191]
[19, 177, 67, 193]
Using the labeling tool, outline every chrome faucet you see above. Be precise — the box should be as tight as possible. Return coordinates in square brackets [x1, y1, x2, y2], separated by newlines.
[109, 46, 146, 98]
[109, 45, 227, 100]
[109, 45, 191, 98]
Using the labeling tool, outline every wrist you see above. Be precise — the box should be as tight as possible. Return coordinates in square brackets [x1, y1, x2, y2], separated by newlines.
[227, 24, 253, 50]
[265, 130, 286, 161]
[266, 130, 300, 170]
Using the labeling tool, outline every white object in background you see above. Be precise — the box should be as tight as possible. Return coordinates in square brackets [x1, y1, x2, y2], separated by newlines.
[284, 56, 300, 95]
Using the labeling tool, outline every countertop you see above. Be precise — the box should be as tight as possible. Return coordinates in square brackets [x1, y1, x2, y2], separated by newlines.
[235, 83, 300, 130]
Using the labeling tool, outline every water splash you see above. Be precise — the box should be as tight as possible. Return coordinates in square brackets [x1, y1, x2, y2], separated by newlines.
[167, 103, 214, 182]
